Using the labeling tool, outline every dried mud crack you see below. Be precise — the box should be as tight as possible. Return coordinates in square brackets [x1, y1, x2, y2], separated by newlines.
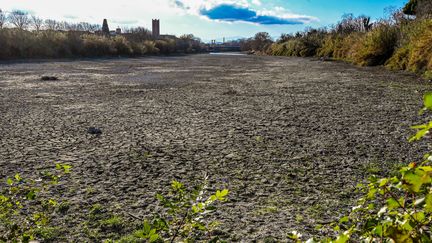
[0, 54, 430, 241]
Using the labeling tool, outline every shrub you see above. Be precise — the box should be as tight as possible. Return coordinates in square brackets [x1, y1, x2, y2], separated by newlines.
[387, 19, 432, 74]
[143, 40, 159, 54]
[155, 39, 176, 54]
[351, 23, 398, 66]
[112, 36, 133, 56]
[318, 33, 363, 61]
[270, 29, 326, 57]
[81, 34, 116, 57]
[0, 28, 204, 59]
[120, 178, 229, 242]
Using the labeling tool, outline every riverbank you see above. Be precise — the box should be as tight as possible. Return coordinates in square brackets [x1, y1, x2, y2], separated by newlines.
[0, 54, 429, 241]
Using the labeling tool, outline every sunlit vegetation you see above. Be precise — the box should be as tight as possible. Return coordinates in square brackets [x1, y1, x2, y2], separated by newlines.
[0, 10, 205, 59]
[243, 5, 432, 79]
[0, 166, 229, 242]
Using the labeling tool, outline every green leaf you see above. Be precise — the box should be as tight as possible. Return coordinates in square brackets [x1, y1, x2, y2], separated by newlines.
[387, 198, 400, 209]
[149, 233, 159, 243]
[373, 224, 383, 236]
[143, 221, 151, 234]
[14, 173, 22, 182]
[378, 178, 389, 187]
[62, 164, 72, 173]
[423, 92, 432, 110]
[339, 216, 349, 224]
[425, 193, 432, 213]
[6, 178, 13, 186]
[26, 190, 36, 200]
[215, 189, 229, 201]
[413, 211, 425, 222]
[402, 171, 423, 192]
[334, 231, 350, 243]
[171, 180, 183, 191]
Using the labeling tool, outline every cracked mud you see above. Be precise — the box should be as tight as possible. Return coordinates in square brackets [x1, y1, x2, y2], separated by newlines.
[0, 54, 430, 241]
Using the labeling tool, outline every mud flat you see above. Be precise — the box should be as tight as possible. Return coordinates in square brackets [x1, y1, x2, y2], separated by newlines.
[0, 54, 429, 241]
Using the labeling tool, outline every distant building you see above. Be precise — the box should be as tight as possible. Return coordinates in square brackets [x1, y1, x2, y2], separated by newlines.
[116, 27, 122, 35]
[152, 19, 160, 37]
[102, 19, 110, 35]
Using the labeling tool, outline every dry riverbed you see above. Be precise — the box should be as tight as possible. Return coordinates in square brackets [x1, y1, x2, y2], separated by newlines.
[0, 54, 430, 241]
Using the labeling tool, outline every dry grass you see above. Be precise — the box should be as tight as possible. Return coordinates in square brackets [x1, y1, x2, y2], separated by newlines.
[0, 29, 204, 59]
[272, 16, 432, 77]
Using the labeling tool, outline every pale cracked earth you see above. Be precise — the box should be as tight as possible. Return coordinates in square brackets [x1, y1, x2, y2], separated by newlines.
[0, 54, 431, 241]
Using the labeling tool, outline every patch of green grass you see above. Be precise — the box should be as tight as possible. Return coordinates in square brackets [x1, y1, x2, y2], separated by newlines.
[100, 216, 125, 232]
[254, 206, 279, 216]
[58, 201, 70, 214]
[362, 161, 382, 175]
[32, 227, 62, 242]
[295, 214, 304, 223]
[90, 203, 104, 216]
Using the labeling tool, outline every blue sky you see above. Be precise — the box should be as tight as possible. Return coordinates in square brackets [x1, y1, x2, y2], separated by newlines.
[1, 0, 408, 42]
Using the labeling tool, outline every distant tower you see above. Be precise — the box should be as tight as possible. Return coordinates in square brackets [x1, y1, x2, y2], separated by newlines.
[102, 19, 110, 35]
[152, 19, 160, 37]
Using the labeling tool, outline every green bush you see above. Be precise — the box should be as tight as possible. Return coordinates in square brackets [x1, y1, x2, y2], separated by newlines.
[270, 29, 325, 57]
[119, 178, 229, 242]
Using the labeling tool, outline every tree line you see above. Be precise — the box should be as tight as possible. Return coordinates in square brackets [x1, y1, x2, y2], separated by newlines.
[0, 9, 207, 59]
[240, 5, 432, 79]
[0, 9, 100, 32]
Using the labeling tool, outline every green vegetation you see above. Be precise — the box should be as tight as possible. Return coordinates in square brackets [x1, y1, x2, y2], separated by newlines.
[0, 163, 71, 242]
[290, 93, 432, 242]
[119, 178, 229, 242]
[1, 165, 229, 242]
[3, 94, 432, 242]
[244, 8, 432, 79]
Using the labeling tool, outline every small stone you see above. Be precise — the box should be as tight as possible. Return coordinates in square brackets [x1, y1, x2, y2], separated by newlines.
[87, 127, 102, 135]
[225, 153, 236, 159]
[41, 76, 59, 81]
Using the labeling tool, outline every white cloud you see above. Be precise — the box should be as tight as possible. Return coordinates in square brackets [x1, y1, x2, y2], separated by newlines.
[251, 0, 262, 6]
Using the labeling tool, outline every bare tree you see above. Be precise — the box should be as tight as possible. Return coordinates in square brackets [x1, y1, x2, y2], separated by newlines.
[0, 9, 7, 29]
[44, 19, 59, 30]
[8, 10, 31, 29]
[88, 24, 101, 32]
[31, 15, 43, 31]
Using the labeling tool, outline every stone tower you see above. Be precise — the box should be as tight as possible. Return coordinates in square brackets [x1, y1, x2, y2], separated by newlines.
[152, 19, 160, 37]
[102, 19, 110, 35]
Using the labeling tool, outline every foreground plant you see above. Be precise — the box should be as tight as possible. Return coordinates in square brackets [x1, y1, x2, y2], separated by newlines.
[0, 163, 71, 242]
[290, 93, 432, 242]
[121, 175, 229, 242]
